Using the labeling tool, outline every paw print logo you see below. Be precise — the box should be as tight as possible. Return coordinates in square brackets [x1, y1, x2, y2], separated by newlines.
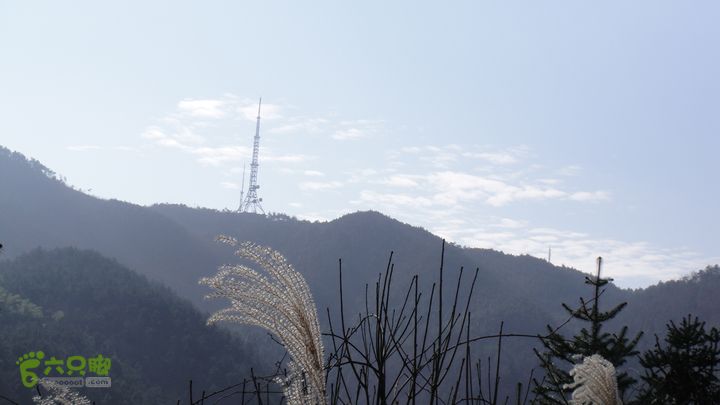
[16, 351, 45, 388]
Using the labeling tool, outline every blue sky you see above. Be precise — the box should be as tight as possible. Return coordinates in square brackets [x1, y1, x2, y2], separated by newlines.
[1, 1, 718, 288]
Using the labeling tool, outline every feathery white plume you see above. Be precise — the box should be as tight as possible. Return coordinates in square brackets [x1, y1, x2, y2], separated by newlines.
[200, 237, 326, 405]
[564, 354, 622, 405]
[32, 378, 92, 405]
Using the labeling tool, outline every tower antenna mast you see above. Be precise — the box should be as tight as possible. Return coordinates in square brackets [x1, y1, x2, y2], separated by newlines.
[238, 162, 246, 212]
[239, 98, 265, 214]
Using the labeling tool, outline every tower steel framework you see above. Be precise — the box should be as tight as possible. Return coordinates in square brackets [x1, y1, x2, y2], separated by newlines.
[239, 98, 264, 214]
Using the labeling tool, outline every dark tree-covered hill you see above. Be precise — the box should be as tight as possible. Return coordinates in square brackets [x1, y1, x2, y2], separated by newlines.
[0, 248, 258, 404]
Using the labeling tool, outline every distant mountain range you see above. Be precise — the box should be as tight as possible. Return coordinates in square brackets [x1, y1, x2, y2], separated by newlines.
[1, 145, 717, 402]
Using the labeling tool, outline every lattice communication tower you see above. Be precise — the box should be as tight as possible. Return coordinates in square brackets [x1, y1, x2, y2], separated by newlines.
[238, 98, 264, 214]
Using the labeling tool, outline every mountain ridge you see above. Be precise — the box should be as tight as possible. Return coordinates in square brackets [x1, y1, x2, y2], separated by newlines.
[2, 144, 718, 398]
[0, 145, 693, 293]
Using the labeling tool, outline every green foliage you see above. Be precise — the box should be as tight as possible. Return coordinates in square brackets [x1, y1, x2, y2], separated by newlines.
[533, 258, 643, 404]
[636, 314, 720, 404]
[0, 248, 259, 404]
[624, 265, 720, 334]
[0, 283, 44, 319]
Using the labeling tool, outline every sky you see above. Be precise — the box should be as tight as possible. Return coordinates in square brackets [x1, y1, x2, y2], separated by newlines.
[1, 1, 718, 288]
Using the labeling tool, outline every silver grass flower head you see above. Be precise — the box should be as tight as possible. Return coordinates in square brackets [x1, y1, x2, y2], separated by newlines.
[200, 237, 326, 405]
[563, 354, 622, 405]
[32, 378, 92, 405]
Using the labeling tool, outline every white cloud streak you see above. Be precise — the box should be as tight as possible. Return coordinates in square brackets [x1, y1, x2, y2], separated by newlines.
[178, 99, 227, 118]
[65, 145, 139, 153]
[66, 145, 102, 152]
[303, 170, 325, 177]
[362, 171, 608, 208]
[141, 95, 313, 166]
[221, 181, 239, 189]
[299, 181, 343, 191]
[270, 118, 329, 134]
[332, 128, 365, 140]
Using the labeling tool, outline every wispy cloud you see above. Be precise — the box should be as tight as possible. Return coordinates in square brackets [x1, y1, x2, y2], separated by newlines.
[174, 96, 284, 121]
[460, 146, 528, 165]
[494, 217, 527, 229]
[65, 145, 137, 152]
[142, 123, 205, 147]
[558, 165, 583, 176]
[462, 151, 519, 165]
[298, 181, 343, 191]
[355, 170, 607, 208]
[265, 153, 313, 163]
[295, 212, 332, 222]
[188, 146, 311, 166]
[192, 146, 250, 165]
[393, 144, 529, 169]
[221, 181, 239, 189]
[332, 128, 366, 140]
[266, 115, 384, 141]
[178, 99, 227, 118]
[303, 170, 325, 177]
[371, 144, 611, 207]
[141, 94, 386, 173]
[269, 118, 329, 134]
[354, 190, 434, 208]
[66, 145, 102, 152]
[376, 175, 421, 188]
[141, 95, 313, 167]
[568, 191, 611, 202]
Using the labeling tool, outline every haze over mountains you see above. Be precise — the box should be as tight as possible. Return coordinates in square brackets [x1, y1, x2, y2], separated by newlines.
[1, 145, 718, 402]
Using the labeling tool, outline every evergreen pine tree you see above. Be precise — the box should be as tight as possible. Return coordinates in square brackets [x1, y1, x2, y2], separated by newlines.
[636, 314, 720, 404]
[532, 257, 643, 404]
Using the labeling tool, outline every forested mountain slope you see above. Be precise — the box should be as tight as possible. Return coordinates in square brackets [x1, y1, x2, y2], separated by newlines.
[0, 248, 258, 404]
[0, 147, 220, 302]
